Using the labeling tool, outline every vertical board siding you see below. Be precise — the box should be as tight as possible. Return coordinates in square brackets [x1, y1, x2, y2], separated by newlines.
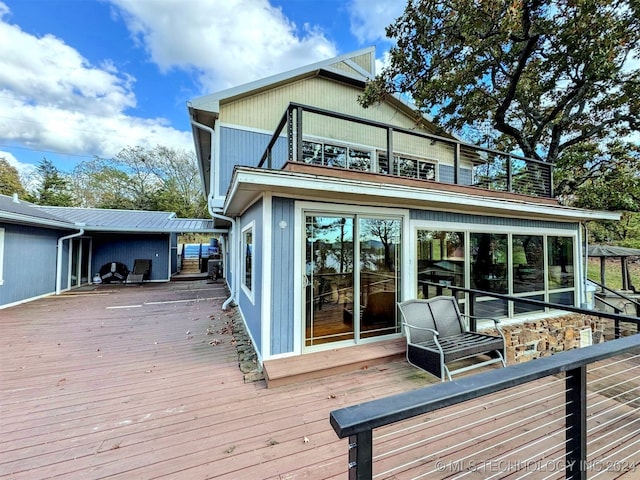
[218, 127, 273, 193]
[220, 77, 433, 134]
[0, 224, 61, 306]
[409, 209, 578, 230]
[239, 199, 264, 353]
[270, 197, 296, 355]
[91, 234, 170, 281]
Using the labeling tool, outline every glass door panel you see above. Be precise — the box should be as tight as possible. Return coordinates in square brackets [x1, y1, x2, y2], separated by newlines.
[305, 216, 354, 346]
[359, 218, 401, 339]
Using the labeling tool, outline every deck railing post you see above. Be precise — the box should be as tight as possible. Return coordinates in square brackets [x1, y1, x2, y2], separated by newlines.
[295, 105, 303, 163]
[387, 128, 394, 175]
[348, 431, 373, 480]
[287, 107, 294, 161]
[565, 366, 587, 480]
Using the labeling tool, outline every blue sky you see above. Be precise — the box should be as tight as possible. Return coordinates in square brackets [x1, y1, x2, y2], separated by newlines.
[0, 0, 405, 179]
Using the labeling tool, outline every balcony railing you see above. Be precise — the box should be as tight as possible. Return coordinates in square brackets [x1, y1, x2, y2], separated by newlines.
[258, 103, 554, 198]
[330, 330, 640, 479]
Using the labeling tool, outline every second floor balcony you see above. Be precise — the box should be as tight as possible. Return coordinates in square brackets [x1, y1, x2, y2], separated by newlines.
[259, 103, 554, 200]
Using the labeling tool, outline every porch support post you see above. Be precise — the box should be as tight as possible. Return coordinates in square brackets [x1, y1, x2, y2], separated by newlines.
[565, 365, 587, 480]
[454, 142, 460, 185]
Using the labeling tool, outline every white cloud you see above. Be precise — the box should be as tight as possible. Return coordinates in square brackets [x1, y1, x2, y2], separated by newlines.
[0, 2, 192, 161]
[0, 150, 36, 185]
[348, 0, 405, 45]
[108, 0, 338, 92]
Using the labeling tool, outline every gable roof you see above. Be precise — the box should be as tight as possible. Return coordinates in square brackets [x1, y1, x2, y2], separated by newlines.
[189, 47, 376, 115]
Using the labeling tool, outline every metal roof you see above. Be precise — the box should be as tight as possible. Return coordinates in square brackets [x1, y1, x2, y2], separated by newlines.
[0, 194, 75, 229]
[35, 206, 219, 233]
[588, 245, 640, 257]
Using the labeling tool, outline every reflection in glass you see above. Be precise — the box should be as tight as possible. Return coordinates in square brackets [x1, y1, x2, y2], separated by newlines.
[548, 237, 574, 289]
[471, 233, 508, 317]
[416, 230, 465, 303]
[305, 216, 354, 346]
[359, 218, 401, 339]
[512, 235, 544, 293]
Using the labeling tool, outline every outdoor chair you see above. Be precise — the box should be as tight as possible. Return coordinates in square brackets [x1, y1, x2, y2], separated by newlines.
[126, 259, 151, 283]
[398, 296, 506, 381]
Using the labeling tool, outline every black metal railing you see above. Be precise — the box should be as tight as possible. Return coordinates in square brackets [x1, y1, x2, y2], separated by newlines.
[330, 334, 640, 479]
[257, 103, 554, 198]
[422, 281, 640, 338]
[588, 277, 640, 317]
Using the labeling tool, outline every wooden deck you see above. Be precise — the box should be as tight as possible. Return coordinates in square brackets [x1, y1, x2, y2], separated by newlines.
[1, 281, 638, 479]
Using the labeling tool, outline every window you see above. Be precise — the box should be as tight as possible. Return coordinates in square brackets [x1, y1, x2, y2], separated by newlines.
[416, 230, 464, 301]
[377, 153, 437, 180]
[0, 227, 4, 286]
[548, 236, 575, 289]
[414, 228, 577, 319]
[242, 225, 253, 294]
[302, 140, 372, 172]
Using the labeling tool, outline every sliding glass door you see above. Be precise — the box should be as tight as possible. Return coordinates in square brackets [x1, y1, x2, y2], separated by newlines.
[304, 214, 401, 348]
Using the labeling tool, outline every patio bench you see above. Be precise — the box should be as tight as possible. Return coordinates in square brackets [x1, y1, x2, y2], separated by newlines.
[398, 296, 506, 381]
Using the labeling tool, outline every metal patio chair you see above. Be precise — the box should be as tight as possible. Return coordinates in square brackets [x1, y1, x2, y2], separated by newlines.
[398, 296, 506, 381]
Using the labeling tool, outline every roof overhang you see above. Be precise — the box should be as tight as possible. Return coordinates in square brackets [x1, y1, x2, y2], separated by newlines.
[224, 167, 621, 223]
[0, 211, 77, 230]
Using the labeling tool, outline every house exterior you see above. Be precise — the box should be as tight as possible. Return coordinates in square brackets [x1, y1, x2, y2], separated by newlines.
[0, 194, 219, 309]
[187, 47, 619, 364]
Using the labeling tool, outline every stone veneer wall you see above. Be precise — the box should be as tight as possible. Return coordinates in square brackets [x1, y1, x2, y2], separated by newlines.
[488, 315, 606, 364]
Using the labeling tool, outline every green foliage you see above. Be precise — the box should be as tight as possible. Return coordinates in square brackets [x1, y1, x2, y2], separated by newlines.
[70, 146, 207, 216]
[363, 0, 640, 165]
[0, 158, 28, 197]
[32, 159, 74, 206]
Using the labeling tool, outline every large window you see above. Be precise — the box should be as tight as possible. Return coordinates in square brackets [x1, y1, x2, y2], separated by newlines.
[415, 228, 577, 318]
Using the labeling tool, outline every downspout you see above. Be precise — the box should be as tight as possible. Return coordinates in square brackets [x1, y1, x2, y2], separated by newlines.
[190, 116, 236, 310]
[56, 226, 85, 295]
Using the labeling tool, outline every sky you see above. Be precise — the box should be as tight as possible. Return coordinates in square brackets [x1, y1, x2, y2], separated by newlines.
[0, 0, 406, 179]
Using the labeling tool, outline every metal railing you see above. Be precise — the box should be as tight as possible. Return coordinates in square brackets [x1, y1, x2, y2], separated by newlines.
[330, 287, 640, 479]
[257, 103, 554, 198]
[423, 282, 640, 338]
[330, 333, 640, 479]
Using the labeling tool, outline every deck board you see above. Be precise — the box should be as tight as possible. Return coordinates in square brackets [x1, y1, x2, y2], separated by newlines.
[1, 281, 638, 479]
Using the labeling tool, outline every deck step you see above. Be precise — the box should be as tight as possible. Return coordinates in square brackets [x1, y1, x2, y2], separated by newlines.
[262, 337, 406, 388]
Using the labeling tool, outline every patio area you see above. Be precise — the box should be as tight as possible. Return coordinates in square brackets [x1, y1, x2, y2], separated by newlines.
[1, 281, 638, 479]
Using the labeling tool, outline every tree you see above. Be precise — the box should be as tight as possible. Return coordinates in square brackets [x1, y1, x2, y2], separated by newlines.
[0, 158, 28, 197]
[32, 159, 74, 206]
[71, 146, 207, 216]
[361, 0, 640, 166]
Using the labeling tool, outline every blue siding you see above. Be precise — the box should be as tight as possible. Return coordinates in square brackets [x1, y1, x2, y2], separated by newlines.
[91, 234, 170, 281]
[218, 126, 288, 195]
[238, 199, 264, 353]
[170, 233, 178, 275]
[270, 197, 296, 355]
[410, 210, 578, 230]
[0, 223, 62, 306]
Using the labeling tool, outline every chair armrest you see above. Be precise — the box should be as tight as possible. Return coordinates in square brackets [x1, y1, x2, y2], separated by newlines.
[402, 322, 439, 337]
